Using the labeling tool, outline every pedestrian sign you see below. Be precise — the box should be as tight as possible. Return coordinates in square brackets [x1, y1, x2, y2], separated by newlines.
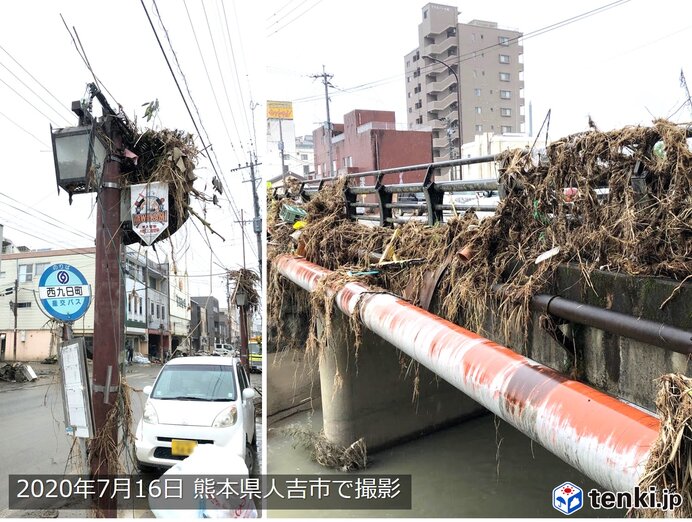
[38, 263, 92, 322]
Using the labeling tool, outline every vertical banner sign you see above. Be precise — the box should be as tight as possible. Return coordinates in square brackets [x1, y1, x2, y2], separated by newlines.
[131, 181, 169, 245]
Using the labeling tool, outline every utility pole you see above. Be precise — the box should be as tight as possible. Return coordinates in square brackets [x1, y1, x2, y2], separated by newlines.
[12, 277, 17, 361]
[234, 209, 249, 372]
[278, 119, 287, 185]
[311, 66, 335, 177]
[90, 107, 123, 518]
[232, 160, 263, 277]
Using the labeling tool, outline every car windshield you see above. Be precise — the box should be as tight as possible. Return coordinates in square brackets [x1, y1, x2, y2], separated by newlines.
[151, 364, 236, 401]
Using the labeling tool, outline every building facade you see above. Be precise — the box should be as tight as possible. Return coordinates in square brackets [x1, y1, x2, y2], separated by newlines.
[0, 247, 96, 361]
[313, 109, 432, 188]
[169, 271, 191, 353]
[190, 296, 219, 350]
[0, 243, 179, 362]
[405, 3, 524, 169]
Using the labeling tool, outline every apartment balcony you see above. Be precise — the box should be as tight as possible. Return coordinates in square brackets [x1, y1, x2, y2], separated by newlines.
[424, 35, 456, 58]
[426, 91, 458, 112]
[425, 73, 457, 94]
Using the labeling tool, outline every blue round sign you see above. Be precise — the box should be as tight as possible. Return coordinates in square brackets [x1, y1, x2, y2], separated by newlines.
[38, 263, 92, 322]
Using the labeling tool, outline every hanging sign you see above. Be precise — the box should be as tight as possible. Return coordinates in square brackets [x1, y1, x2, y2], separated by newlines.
[38, 263, 91, 322]
[131, 181, 169, 245]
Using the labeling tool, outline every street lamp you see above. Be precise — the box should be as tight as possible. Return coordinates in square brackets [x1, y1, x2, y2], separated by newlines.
[424, 55, 463, 178]
[51, 122, 108, 200]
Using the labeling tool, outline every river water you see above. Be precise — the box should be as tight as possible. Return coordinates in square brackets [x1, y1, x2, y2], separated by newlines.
[267, 408, 624, 518]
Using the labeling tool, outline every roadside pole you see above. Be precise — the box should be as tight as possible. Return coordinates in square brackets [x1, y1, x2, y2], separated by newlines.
[12, 277, 18, 361]
[90, 115, 123, 517]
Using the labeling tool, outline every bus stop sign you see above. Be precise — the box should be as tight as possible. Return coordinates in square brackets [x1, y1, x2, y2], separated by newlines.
[38, 263, 92, 322]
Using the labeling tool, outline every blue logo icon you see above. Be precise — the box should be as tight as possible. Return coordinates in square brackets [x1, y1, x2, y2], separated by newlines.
[553, 482, 583, 515]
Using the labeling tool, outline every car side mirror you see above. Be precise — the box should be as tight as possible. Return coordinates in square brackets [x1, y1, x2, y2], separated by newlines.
[143, 385, 153, 395]
[242, 388, 256, 401]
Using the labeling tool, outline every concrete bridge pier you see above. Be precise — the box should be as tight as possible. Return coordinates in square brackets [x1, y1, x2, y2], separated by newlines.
[316, 306, 485, 451]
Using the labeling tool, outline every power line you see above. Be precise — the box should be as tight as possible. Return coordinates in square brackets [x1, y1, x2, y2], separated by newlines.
[0, 75, 61, 126]
[265, 0, 302, 21]
[0, 43, 75, 120]
[0, 109, 49, 147]
[265, 0, 311, 30]
[267, 0, 325, 37]
[0, 192, 94, 242]
[0, 59, 72, 126]
[145, 0, 256, 259]
[200, 0, 247, 153]
[219, 0, 253, 146]
[291, 0, 631, 103]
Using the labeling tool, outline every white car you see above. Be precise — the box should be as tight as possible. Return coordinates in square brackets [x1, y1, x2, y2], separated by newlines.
[135, 356, 256, 473]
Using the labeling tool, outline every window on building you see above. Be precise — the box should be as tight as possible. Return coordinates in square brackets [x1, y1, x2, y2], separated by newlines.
[332, 160, 337, 173]
[500, 90, 511, 99]
[499, 72, 510, 82]
[475, 124, 483, 132]
[407, 76, 410, 83]
[416, 116, 423, 125]
[161, 305, 165, 319]
[447, 28, 456, 37]
[300, 153, 308, 161]
[34, 263, 49, 277]
[303, 165, 309, 175]
[423, 9, 427, 19]
[475, 107, 482, 114]
[447, 47, 457, 57]
[18, 264, 32, 282]
[501, 125, 512, 134]
[156, 304, 160, 319]
[138, 297, 142, 315]
[499, 54, 510, 64]
[499, 36, 510, 46]
[150, 301, 154, 317]
[501, 108, 512, 117]
[408, 92, 411, 99]
[474, 88, 481, 96]
[408, 107, 412, 113]
[16, 302, 31, 308]
[128, 295, 132, 314]
[149, 276, 156, 290]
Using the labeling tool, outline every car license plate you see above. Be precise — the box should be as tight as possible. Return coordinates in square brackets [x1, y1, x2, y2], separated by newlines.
[171, 439, 197, 456]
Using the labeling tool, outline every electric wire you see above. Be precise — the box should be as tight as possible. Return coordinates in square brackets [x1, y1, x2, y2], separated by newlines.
[0, 42, 75, 120]
[219, 0, 253, 144]
[0, 109, 49, 147]
[0, 192, 95, 241]
[291, 0, 631, 103]
[0, 75, 61, 126]
[266, 0, 325, 37]
[145, 0, 257, 260]
[0, 60, 73, 126]
[265, 0, 302, 21]
[200, 0, 247, 153]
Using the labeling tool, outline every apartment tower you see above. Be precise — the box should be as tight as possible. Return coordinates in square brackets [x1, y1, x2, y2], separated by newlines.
[405, 3, 524, 169]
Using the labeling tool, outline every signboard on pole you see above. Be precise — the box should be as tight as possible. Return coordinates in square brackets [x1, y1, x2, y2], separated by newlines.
[59, 338, 94, 438]
[131, 181, 169, 245]
[267, 100, 294, 120]
[38, 263, 91, 322]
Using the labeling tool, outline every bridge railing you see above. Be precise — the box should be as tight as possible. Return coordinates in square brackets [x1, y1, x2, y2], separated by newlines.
[271, 155, 504, 227]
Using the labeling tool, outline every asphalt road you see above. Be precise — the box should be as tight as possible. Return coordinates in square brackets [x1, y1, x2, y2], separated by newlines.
[0, 361, 262, 518]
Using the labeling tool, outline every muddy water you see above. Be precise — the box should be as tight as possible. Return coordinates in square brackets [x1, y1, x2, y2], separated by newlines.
[267, 408, 624, 518]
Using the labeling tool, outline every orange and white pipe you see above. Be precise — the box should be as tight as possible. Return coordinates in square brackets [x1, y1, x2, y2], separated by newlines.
[274, 254, 660, 493]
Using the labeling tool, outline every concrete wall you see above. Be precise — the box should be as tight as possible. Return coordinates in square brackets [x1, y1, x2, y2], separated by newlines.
[475, 265, 691, 413]
[316, 307, 485, 451]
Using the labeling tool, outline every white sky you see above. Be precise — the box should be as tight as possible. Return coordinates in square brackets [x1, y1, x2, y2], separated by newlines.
[265, 0, 692, 143]
[2, 0, 692, 303]
[0, 0, 264, 303]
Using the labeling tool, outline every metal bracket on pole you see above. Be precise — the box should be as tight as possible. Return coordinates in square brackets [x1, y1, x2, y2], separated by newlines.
[93, 365, 119, 404]
[101, 181, 121, 190]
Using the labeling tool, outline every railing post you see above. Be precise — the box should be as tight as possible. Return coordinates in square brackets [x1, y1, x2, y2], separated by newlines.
[343, 182, 357, 221]
[422, 165, 444, 225]
[375, 173, 393, 227]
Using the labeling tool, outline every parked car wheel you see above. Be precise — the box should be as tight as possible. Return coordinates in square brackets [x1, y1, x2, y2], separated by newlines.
[245, 442, 257, 477]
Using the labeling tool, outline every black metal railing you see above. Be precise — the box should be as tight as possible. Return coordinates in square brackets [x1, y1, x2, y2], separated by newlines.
[272, 155, 503, 227]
